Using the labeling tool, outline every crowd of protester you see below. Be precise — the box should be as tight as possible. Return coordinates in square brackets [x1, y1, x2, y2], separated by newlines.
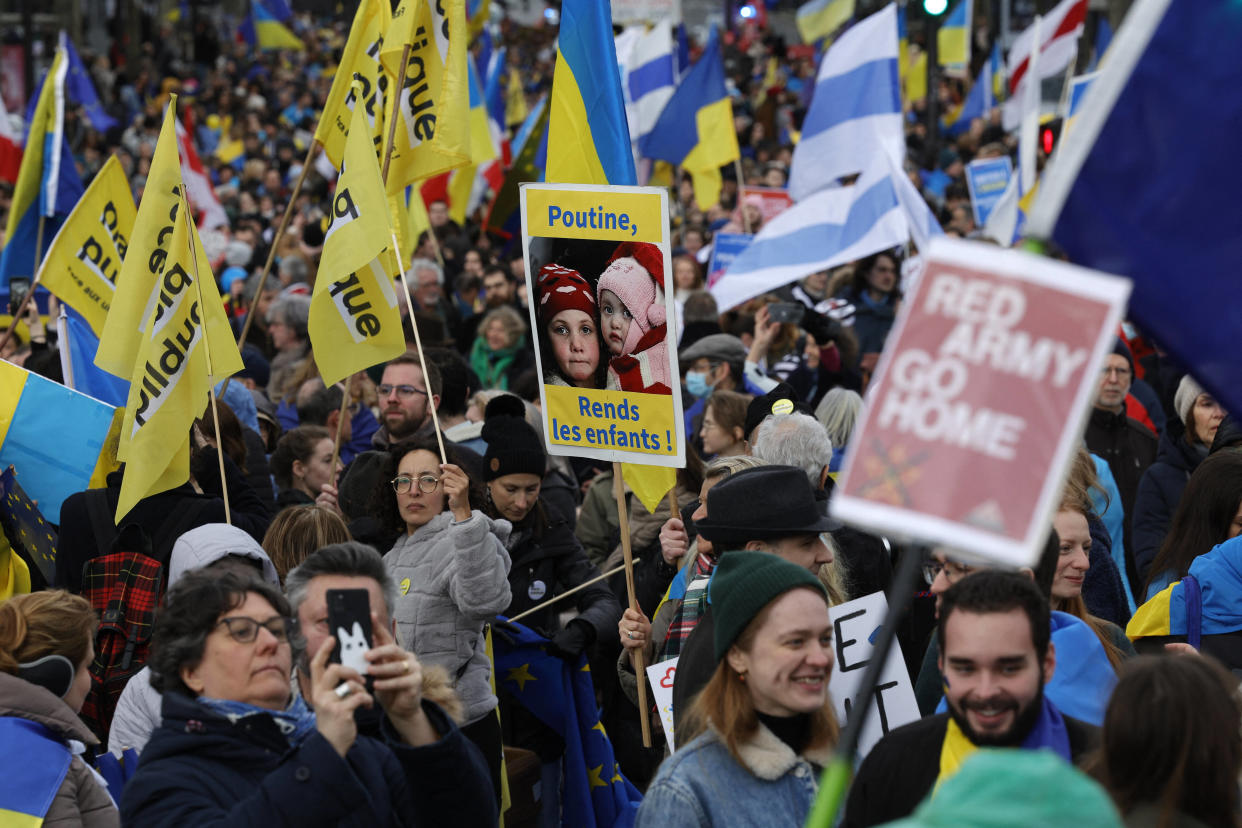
[1, 2, 1240, 826]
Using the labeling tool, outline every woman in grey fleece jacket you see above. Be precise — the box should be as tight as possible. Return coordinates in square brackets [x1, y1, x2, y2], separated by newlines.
[380, 436, 512, 801]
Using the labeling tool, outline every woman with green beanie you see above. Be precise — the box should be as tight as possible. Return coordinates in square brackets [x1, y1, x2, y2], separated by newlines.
[635, 551, 838, 827]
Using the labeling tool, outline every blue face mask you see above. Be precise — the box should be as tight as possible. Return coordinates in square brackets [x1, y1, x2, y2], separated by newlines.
[685, 371, 712, 399]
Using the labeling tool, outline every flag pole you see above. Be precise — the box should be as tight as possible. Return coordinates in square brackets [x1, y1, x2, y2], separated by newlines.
[804, 545, 925, 827]
[734, 158, 752, 233]
[0, 219, 52, 355]
[56, 304, 74, 388]
[378, 61, 449, 465]
[329, 379, 351, 486]
[180, 185, 231, 524]
[613, 462, 653, 748]
[224, 139, 320, 394]
[507, 558, 641, 623]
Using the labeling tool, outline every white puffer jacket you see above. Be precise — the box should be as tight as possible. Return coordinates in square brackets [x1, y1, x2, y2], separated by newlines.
[385, 510, 512, 725]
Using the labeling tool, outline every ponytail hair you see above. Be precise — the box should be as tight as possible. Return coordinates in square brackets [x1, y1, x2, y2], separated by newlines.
[0, 591, 96, 675]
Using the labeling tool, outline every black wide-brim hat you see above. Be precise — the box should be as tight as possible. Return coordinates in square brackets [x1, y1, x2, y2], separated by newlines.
[695, 465, 839, 545]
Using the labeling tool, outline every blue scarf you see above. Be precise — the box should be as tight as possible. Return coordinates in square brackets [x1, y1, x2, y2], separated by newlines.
[198, 693, 318, 747]
[1019, 695, 1072, 761]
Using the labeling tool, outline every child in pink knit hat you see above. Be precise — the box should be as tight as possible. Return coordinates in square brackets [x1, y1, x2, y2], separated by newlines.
[596, 241, 672, 395]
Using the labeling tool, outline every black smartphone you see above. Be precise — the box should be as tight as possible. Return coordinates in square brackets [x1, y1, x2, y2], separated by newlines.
[767, 302, 804, 324]
[8, 277, 30, 317]
[326, 588, 373, 677]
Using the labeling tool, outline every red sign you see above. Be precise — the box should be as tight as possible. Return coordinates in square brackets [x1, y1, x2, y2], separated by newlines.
[831, 238, 1131, 567]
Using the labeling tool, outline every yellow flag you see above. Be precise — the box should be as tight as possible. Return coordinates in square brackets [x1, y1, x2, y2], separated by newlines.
[314, 0, 391, 169]
[621, 464, 678, 517]
[113, 188, 244, 521]
[505, 68, 527, 128]
[37, 156, 135, 335]
[96, 102, 183, 379]
[309, 93, 405, 387]
[380, 0, 471, 193]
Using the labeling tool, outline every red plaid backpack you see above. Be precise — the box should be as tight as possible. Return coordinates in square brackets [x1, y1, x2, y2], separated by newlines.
[76, 488, 208, 741]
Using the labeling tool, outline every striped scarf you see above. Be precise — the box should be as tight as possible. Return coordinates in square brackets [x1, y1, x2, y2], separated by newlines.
[661, 552, 717, 660]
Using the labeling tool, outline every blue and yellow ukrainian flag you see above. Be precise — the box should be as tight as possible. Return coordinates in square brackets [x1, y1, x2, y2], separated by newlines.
[0, 718, 74, 826]
[937, 0, 971, 72]
[641, 26, 739, 210]
[240, 0, 304, 51]
[796, 0, 854, 47]
[0, 359, 115, 525]
[0, 48, 84, 293]
[545, 0, 637, 186]
[1127, 536, 1242, 642]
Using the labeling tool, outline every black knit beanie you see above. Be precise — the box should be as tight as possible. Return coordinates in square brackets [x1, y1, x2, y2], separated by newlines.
[482, 395, 546, 481]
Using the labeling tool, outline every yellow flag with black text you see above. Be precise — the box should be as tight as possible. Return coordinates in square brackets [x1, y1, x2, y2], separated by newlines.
[37, 156, 135, 335]
[95, 103, 183, 379]
[310, 94, 405, 387]
[113, 188, 243, 522]
[314, 0, 391, 168]
[380, 0, 470, 192]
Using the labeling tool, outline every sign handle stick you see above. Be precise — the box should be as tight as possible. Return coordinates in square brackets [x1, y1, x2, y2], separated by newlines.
[804, 545, 924, 827]
[613, 462, 652, 748]
[734, 159, 751, 233]
[0, 216, 51, 355]
[507, 558, 639, 623]
[225, 138, 320, 397]
[180, 186, 231, 525]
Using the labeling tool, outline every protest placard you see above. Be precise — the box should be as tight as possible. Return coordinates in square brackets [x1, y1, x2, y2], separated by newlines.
[733, 186, 794, 229]
[831, 237, 1131, 567]
[520, 183, 684, 466]
[965, 157, 1013, 227]
[706, 233, 753, 289]
[828, 591, 919, 756]
[645, 657, 678, 753]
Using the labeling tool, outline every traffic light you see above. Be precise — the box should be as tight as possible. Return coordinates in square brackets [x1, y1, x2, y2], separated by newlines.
[923, 0, 949, 15]
[1040, 118, 1064, 155]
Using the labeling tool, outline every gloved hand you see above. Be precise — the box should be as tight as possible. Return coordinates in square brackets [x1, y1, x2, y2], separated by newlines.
[801, 307, 845, 346]
[546, 620, 595, 663]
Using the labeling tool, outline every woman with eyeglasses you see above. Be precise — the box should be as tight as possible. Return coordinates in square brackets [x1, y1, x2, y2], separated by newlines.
[377, 434, 512, 803]
[122, 570, 473, 826]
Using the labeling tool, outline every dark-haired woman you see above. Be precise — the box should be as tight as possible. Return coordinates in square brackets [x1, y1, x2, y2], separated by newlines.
[270, 425, 338, 508]
[479, 396, 621, 823]
[1142, 449, 1242, 600]
[1094, 655, 1242, 828]
[120, 571, 496, 827]
[835, 251, 901, 371]
[635, 551, 837, 827]
[379, 435, 512, 802]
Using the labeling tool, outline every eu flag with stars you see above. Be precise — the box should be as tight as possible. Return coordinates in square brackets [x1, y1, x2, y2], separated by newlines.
[493, 619, 642, 827]
[0, 466, 57, 590]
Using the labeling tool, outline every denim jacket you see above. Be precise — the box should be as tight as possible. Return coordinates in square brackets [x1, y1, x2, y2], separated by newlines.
[635, 723, 832, 827]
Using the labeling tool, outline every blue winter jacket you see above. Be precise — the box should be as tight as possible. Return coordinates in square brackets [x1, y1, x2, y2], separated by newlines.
[120, 693, 496, 828]
[635, 723, 831, 827]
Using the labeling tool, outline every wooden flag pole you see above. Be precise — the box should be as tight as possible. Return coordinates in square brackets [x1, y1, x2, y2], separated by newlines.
[614, 462, 652, 748]
[377, 62, 447, 465]
[180, 187, 231, 524]
[0, 217, 52, 355]
[734, 158, 752, 233]
[223, 139, 320, 398]
[507, 558, 640, 624]
[329, 380, 351, 483]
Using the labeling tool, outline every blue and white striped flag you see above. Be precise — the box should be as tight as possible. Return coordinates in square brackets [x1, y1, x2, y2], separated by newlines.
[624, 21, 677, 157]
[711, 155, 911, 311]
[789, 3, 902, 201]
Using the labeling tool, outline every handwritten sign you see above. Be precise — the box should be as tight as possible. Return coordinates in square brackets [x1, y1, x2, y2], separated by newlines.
[645, 657, 679, 753]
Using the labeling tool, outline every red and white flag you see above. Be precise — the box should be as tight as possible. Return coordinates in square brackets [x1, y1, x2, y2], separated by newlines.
[0, 92, 22, 184]
[174, 116, 229, 230]
[1002, 0, 1087, 130]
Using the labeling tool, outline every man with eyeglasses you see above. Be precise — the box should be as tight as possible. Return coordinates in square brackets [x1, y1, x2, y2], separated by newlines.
[1084, 338, 1157, 592]
[374, 351, 442, 450]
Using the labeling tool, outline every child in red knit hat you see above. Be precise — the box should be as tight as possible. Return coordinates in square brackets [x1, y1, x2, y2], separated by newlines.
[596, 241, 672, 395]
